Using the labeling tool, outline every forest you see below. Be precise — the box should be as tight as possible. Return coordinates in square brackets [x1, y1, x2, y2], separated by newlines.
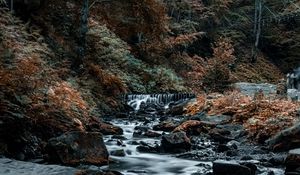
[0, 0, 300, 175]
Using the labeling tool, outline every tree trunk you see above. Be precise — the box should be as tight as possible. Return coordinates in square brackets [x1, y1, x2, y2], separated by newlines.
[251, 0, 262, 63]
[73, 0, 89, 71]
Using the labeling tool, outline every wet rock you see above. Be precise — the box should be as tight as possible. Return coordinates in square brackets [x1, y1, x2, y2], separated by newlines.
[226, 150, 239, 157]
[268, 155, 286, 166]
[220, 124, 246, 141]
[116, 140, 125, 146]
[226, 140, 239, 149]
[173, 120, 216, 135]
[133, 126, 149, 137]
[87, 118, 123, 135]
[110, 149, 126, 157]
[127, 140, 139, 145]
[153, 120, 178, 132]
[0, 158, 78, 175]
[240, 162, 257, 175]
[285, 148, 300, 174]
[267, 123, 300, 151]
[98, 123, 123, 135]
[216, 141, 238, 153]
[166, 99, 191, 116]
[213, 160, 254, 175]
[111, 135, 127, 140]
[138, 103, 164, 114]
[134, 126, 150, 132]
[133, 130, 143, 137]
[47, 131, 109, 165]
[240, 155, 254, 160]
[115, 112, 128, 119]
[216, 144, 230, 152]
[136, 142, 159, 153]
[128, 170, 148, 174]
[209, 128, 233, 143]
[144, 130, 161, 138]
[132, 126, 160, 138]
[161, 131, 191, 153]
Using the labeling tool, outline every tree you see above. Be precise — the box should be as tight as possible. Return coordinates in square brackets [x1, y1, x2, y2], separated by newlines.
[252, 0, 263, 63]
[73, 0, 89, 71]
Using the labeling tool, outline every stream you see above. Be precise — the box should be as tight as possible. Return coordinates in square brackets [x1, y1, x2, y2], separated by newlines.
[102, 116, 285, 175]
[0, 92, 289, 175]
[102, 93, 286, 175]
[105, 119, 211, 175]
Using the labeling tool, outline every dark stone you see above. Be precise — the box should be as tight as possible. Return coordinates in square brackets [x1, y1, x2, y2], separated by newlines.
[193, 114, 232, 125]
[136, 144, 159, 153]
[134, 126, 150, 132]
[209, 129, 233, 143]
[268, 155, 285, 166]
[240, 155, 254, 160]
[88, 122, 123, 135]
[267, 123, 300, 151]
[285, 148, 300, 174]
[226, 140, 239, 149]
[240, 162, 257, 175]
[110, 149, 125, 157]
[128, 170, 148, 174]
[127, 141, 139, 145]
[98, 123, 123, 135]
[144, 130, 161, 138]
[47, 131, 109, 165]
[0, 158, 79, 175]
[216, 144, 230, 152]
[161, 131, 191, 153]
[116, 140, 125, 146]
[115, 113, 128, 119]
[286, 172, 300, 175]
[111, 135, 127, 140]
[226, 150, 239, 157]
[166, 99, 190, 116]
[173, 120, 216, 135]
[213, 160, 254, 175]
[153, 121, 178, 132]
[133, 130, 143, 137]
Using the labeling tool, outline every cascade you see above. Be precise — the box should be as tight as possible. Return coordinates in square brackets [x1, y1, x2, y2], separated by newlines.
[124, 93, 196, 111]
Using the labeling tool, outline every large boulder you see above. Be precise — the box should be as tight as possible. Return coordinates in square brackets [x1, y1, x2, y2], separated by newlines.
[0, 158, 121, 175]
[153, 120, 179, 132]
[47, 131, 109, 165]
[166, 99, 191, 116]
[213, 160, 255, 175]
[285, 148, 300, 174]
[267, 122, 300, 151]
[161, 131, 191, 153]
[87, 117, 123, 135]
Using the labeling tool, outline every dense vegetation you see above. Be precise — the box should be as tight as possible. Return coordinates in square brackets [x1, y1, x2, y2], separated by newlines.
[0, 0, 300, 166]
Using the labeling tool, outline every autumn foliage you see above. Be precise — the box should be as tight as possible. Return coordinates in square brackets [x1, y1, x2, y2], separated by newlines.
[88, 63, 127, 96]
[0, 9, 94, 134]
[203, 37, 235, 92]
[186, 91, 300, 142]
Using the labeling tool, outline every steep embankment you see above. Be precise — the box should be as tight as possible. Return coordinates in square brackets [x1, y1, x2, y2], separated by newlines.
[0, 8, 122, 161]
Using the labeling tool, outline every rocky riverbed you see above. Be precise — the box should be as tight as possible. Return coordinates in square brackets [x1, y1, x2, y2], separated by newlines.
[0, 90, 299, 175]
[101, 112, 286, 175]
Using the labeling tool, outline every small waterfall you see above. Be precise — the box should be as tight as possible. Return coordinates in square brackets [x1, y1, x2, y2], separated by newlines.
[124, 93, 196, 111]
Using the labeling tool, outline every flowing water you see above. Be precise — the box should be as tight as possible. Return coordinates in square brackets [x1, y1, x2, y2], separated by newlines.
[105, 120, 211, 175]
[125, 93, 196, 111]
[103, 93, 286, 175]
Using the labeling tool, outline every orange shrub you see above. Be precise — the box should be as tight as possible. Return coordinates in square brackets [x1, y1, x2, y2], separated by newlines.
[88, 63, 127, 95]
